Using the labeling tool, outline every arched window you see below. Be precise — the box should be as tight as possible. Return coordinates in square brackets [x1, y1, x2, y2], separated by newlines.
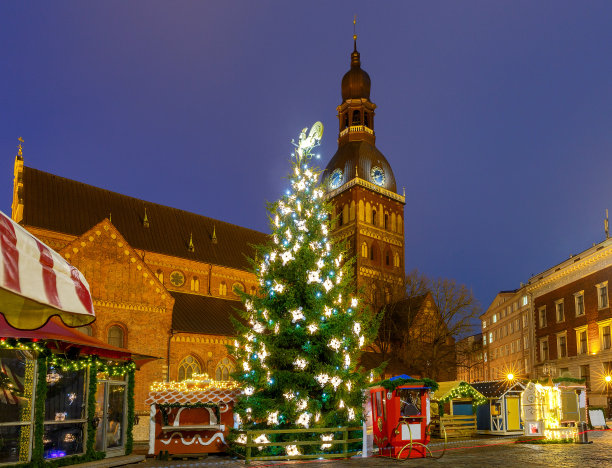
[392, 213, 396, 232]
[372, 209, 377, 226]
[77, 325, 92, 336]
[155, 269, 164, 283]
[349, 201, 355, 221]
[191, 276, 200, 292]
[107, 325, 125, 348]
[385, 251, 390, 266]
[342, 204, 349, 225]
[358, 200, 364, 221]
[370, 245, 376, 261]
[219, 282, 227, 296]
[215, 357, 235, 381]
[394, 253, 400, 268]
[361, 242, 368, 258]
[365, 202, 371, 223]
[352, 110, 361, 125]
[343, 113, 349, 129]
[364, 112, 369, 127]
[178, 355, 201, 381]
[384, 214, 389, 230]
[338, 208, 344, 227]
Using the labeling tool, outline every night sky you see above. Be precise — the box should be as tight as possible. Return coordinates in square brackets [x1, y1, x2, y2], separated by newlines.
[2, 2, 612, 313]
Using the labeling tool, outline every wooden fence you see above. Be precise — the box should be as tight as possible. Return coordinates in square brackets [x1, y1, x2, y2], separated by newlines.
[235, 426, 363, 464]
[431, 415, 477, 438]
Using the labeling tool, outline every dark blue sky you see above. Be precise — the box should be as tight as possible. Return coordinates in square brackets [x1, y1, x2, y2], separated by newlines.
[2, 1, 612, 312]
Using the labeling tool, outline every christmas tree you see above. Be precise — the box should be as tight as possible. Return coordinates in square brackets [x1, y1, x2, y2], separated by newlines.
[230, 122, 379, 457]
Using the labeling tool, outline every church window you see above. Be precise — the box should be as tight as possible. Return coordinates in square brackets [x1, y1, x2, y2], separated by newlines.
[215, 357, 235, 381]
[352, 110, 361, 125]
[398, 215, 403, 234]
[349, 201, 355, 221]
[191, 276, 200, 292]
[370, 245, 376, 261]
[385, 251, 390, 266]
[384, 214, 389, 230]
[361, 242, 368, 258]
[155, 269, 163, 283]
[364, 112, 369, 127]
[342, 204, 349, 226]
[219, 282, 227, 296]
[392, 213, 396, 232]
[358, 200, 364, 221]
[338, 207, 344, 227]
[394, 252, 400, 268]
[178, 355, 201, 381]
[107, 325, 125, 348]
[372, 209, 377, 226]
[365, 202, 371, 223]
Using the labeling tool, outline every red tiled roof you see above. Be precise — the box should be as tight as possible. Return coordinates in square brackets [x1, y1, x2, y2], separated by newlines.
[21, 166, 269, 271]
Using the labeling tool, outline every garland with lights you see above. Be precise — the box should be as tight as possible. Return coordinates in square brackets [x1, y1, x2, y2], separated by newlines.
[229, 123, 379, 458]
[433, 382, 488, 416]
[0, 339, 134, 467]
[372, 377, 439, 393]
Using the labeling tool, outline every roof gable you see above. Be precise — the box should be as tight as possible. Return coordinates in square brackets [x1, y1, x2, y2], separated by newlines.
[21, 166, 269, 271]
[58, 219, 173, 310]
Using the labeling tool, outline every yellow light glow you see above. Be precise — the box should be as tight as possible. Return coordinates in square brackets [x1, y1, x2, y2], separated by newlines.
[606, 375, 612, 383]
[150, 373, 240, 393]
[507, 373, 514, 381]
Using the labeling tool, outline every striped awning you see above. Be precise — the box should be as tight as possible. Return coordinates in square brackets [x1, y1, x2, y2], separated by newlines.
[0, 210, 95, 330]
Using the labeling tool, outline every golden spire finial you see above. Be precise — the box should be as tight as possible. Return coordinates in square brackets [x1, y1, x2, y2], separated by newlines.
[353, 14, 357, 50]
[143, 207, 149, 228]
[211, 225, 218, 244]
[17, 137, 24, 159]
[188, 232, 195, 252]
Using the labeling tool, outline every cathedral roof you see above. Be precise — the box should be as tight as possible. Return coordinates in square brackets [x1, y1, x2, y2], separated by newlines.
[323, 141, 397, 193]
[20, 166, 268, 271]
[171, 292, 241, 336]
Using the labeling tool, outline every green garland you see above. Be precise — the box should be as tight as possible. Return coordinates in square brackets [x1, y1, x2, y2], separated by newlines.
[125, 367, 135, 455]
[371, 377, 439, 392]
[158, 402, 221, 426]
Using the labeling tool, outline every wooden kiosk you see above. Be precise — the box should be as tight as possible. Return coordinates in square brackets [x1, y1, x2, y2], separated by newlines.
[430, 381, 487, 438]
[369, 376, 437, 459]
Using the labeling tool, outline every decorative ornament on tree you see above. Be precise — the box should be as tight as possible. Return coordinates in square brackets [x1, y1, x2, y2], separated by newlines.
[229, 122, 378, 457]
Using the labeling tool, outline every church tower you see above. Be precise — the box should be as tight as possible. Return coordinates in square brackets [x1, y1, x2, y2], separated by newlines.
[323, 34, 406, 305]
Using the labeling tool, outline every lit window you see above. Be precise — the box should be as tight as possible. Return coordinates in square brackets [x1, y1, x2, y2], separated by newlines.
[521, 295, 528, 306]
[219, 282, 227, 296]
[155, 269, 164, 283]
[600, 322, 612, 350]
[393, 252, 400, 268]
[178, 355, 201, 381]
[107, 325, 125, 348]
[215, 357, 235, 381]
[597, 282, 609, 309]
[489, 332, 493, 343]
[190, 276, 200, 292]
[493, 314, 497, 324]
[482, 320, 486, 330]
[361, 242, 368, 258]
[574, 291, 585, 316]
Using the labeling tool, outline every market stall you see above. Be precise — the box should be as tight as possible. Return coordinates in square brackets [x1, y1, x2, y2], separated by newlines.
[430, 381, 487, 438]
[472, 380, 525, 435]
[146, 374, 240, 457]
[0, 211, 147, 465]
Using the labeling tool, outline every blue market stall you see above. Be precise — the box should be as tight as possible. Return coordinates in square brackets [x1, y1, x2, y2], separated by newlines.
[471, 381, 525, 435]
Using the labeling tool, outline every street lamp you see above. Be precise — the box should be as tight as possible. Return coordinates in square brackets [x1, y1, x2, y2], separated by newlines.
[507, 373, 514, 381]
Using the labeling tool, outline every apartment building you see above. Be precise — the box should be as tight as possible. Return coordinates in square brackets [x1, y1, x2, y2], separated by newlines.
[481, 289, 533, 380]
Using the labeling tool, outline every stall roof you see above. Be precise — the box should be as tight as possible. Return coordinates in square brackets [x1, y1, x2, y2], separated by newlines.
[470, 380, 525, 398]
[0, 314, 157, 365]
[433, 381, 486, 402]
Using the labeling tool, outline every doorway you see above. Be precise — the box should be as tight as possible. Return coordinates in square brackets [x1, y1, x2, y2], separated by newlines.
[94, 378, 127, 456]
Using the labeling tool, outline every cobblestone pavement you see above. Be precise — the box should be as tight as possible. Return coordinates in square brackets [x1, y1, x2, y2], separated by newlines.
[129, 430, 612, 467]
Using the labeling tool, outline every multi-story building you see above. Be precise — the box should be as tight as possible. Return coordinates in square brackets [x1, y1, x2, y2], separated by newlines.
[481, 288, 533, 380]
[456, 333, 484, 382]
[527, 236, 612, 409]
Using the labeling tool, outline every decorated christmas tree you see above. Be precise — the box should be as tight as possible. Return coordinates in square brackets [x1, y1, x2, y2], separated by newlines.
[230, 122, 379, 456]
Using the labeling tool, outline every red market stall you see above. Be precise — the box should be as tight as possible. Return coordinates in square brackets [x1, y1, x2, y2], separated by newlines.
[369, 376, 439, 460]
[146, 375, 240, 457]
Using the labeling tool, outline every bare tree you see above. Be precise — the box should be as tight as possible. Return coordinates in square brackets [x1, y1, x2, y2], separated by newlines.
[367, 269, 481, 381]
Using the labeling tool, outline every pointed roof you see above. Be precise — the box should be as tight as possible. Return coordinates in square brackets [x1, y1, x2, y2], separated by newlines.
[20, 166, 269, 271]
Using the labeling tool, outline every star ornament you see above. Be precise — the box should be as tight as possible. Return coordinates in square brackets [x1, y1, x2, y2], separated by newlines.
[307, 270, 321, 284]
[281, 251, 294, 265]
[323, 278, 334, 292]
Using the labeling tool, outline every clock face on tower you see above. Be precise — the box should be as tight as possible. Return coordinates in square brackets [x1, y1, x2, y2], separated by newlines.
[370, 166, 385, 186]
[329, 169, 343, 189]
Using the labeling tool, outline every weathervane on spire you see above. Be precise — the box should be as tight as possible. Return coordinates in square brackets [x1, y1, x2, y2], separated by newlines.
[353, 14, 357, 50]
[17, 137, 24, 159]
[292, 122, 323, 164]
[605, 209, 609, 239]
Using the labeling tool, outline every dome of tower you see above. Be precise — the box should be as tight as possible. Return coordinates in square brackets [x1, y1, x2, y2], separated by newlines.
[323, 141, 397, 194]
[341, 50, 371, 101]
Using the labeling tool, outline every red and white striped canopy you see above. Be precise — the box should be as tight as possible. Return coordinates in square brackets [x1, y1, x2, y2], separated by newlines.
[0, 210, 95, 330]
